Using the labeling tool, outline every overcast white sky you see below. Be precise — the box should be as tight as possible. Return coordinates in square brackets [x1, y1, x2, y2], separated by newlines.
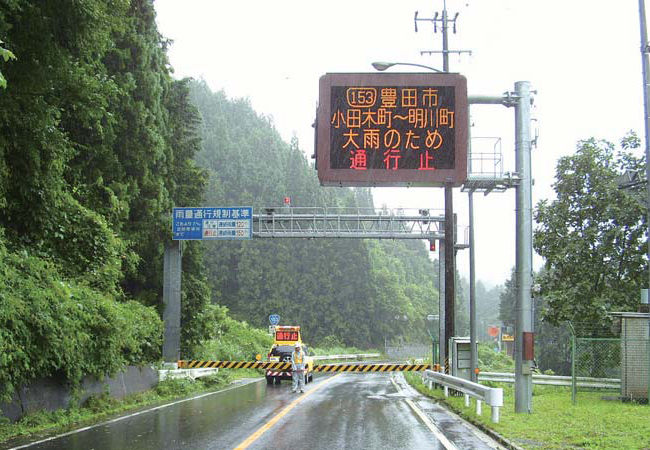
[155, 0, 646, 287]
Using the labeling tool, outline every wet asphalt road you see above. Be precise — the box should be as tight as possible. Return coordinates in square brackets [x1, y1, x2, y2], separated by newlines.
[6, 373, 504, 450]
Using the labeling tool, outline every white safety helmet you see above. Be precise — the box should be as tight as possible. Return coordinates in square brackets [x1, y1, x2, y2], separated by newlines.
[294, 343, 301, 349]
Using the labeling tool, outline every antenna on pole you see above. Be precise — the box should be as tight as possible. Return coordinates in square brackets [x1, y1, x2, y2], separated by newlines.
[414, 3, 472, 72]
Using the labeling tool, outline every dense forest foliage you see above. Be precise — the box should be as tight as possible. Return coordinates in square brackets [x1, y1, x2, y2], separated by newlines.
[188, 80, 442, 347]
[0, 0, 209, 400]
[0, 0, 453, 401]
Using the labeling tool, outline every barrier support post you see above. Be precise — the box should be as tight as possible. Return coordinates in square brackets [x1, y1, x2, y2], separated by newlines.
[491, 406, 500, 423]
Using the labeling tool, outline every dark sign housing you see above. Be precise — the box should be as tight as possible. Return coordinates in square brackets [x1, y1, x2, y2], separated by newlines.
[316, 73, 468, 187]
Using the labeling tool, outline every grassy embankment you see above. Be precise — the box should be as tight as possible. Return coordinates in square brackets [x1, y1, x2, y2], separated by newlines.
[404, 354, 650, 450]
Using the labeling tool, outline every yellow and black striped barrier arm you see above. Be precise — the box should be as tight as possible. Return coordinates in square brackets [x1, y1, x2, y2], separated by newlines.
[313, 363, 430, 372]
[178, 360, 292, 370]
[178, 360, 431, 372]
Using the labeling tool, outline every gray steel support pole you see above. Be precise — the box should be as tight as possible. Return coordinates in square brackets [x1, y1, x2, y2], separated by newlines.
[163, 240, 182, 362]
[469, 191, 477, 382]
[439, 240, 446, 370]
[514, 81, 534, 413]
[638, 0, 650, 305]
[468, 104, 478, 383]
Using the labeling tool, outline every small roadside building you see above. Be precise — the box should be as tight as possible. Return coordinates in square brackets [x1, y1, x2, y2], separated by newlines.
[609, 311, 650, 401]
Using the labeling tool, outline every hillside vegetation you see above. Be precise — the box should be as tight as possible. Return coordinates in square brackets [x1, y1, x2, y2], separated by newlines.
[189, 80, 441, 347]
[0, 0, 442, 402]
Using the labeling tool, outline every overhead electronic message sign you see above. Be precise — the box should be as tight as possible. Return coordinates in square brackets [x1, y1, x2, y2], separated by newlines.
[173, 207, 252, 240]
[316, 73, 468, 187]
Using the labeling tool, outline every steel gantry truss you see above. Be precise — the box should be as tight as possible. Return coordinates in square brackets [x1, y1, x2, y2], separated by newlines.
[163, 206, 447, 369]
[253, 207, 445, 241]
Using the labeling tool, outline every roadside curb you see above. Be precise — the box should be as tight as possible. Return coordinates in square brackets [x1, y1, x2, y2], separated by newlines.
[405, 376, 525, 450]
[454, 413, 525, 450]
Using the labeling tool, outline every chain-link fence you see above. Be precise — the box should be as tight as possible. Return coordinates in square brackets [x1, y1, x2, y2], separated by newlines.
[572, 338, 621, 403]
[384, 343, 430, 361]
[572, 335, 650, 404]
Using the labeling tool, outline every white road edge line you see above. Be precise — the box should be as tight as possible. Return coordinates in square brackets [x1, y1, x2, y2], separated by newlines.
[390, 376, 458, 450]
[8, 377, 263, 450]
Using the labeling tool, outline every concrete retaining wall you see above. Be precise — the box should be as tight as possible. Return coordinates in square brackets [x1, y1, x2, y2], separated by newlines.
[1, 366, 158, 422]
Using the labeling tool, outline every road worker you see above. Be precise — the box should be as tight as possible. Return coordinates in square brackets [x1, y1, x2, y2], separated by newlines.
[291, 342, 305, 393]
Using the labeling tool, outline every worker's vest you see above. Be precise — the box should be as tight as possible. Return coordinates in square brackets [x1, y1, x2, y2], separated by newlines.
[293, 351, 303, 364]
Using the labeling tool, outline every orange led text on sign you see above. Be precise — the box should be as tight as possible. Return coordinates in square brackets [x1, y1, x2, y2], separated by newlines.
[330, 85, 456, 172]
[346, 87, 377, 108]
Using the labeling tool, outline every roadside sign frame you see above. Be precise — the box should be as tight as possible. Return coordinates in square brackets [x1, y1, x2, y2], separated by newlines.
[172, 207, 252, 241]
[316, 72, 468, 187]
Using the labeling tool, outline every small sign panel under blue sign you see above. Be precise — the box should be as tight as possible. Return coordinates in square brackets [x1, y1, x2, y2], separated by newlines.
[173, 207, 252, 240]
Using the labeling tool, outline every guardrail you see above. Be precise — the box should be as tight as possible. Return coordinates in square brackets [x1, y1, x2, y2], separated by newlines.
[479, 372, 620, 389]
[312, 353, 380, 361]
[159, 367, 218, 381]
[421, 370, 503, 423]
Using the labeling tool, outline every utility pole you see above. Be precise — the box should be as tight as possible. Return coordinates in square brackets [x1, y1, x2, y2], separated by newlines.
[415, 1, 471, 374]
[637, 0, 650, 404]
[638, 0, 650, 304]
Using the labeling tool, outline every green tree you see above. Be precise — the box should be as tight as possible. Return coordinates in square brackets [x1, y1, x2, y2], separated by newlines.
[0, 39, 15, 89]
[534, 136, 646, 327]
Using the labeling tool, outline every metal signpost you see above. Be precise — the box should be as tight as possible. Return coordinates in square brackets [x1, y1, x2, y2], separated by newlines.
[467, 83, 535, 413]
[163, 206, 253, 363]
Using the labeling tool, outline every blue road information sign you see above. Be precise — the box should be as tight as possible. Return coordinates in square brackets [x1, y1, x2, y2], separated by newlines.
[172, 207, 252, 240]
[269, 314, 280, 325]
